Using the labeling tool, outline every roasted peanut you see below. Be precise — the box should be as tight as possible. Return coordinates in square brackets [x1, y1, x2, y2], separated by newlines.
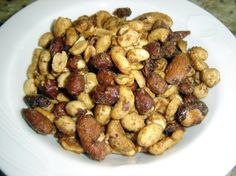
[38, 79, 59, 99]
[161, 85, 178, 98]
[53, 17, 72, 37]
[95, 10, 111, 27]
[193, 83, 208, 99]
[148, 28, 169, 42]
[111, 46, 131, 74]
[147, 72, 167, 95]
[144, 42, 162, 60]
[65, 73, 85, 98]
[49, 37, 64, 57]
[111, 86, 134, 119]
[96, 69, 115, 86]
[121, 112, 145, 132]
[78, 92, 94, 110]
[95, 105, 111, 125]
[191, 58, 208, 71]
[23, 79, 38, 95]
[188, 46, 208, 61]
[38, 50, 51, 76]
[57, 71, 70, 88]
[53, 102, 67, 118]
[55, 116, 76, 135]
[35, 107, 55, 122]
[95, 35, 111, 53]
[201, 68, 220, 88]
[69, 40, 88, 56]
[65, 100, 87, 117]
[38, 32, 54, 48]
[113, 8, 131, 18]
[24, 95, 50, 108]
[131, 70, 146, 88]
[137, 123, 164, 148]
[114, 74, 134, 86]
[65, 27, 79, 46]
[127, 48, 150, 63]
[84, 45, 96, 63]
[52, 51, 68, 73]
[178, 78, 194, 95]
[89, 52, 114, 70]
[154, 97, 169, 114]
[165, 94, 182, 120]
[84, 72, 98, 93]
[146, 112, 166, 129]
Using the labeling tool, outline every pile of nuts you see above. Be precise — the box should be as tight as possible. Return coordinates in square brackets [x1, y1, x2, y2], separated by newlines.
[22, 8, 220, 161]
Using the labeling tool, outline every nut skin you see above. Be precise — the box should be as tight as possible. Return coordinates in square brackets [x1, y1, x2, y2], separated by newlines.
[168, 31, 190, 43]
[22, 108, 53, 134]
[77, 115, 106, 161]
[91, 85, 119, 105]
[176, 100, 208, 127]
[161, 41, 176, 58]
[96, 69, 116, 86]
[24, 95, 51, 108]
[65, 73, 85, 98]
[113, 8, 132, 18]
[142, 59, 156, 77]
[135, 88, 154, 115]
[182, 94, 197, 103]
[147, 72, 167, 95]
[67, 55, 82, 72]
[144, 42, 162, 60]
[49, 37, 64, 57]
[165, 53, 191, 85]
[178, 78, 194, 95]
[89, 52, 113, 70]
[164, 122, 184, 136]
[38, 79, 59, 99]
[53, 102, 67, 118]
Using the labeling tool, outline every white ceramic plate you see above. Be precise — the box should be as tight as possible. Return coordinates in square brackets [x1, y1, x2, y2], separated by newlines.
[0, 0, 236, 175]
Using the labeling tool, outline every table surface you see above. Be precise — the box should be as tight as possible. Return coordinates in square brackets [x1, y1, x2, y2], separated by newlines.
[0, 0, 235, 176]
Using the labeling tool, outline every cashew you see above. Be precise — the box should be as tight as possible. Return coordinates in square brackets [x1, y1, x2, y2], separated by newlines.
[131, 70, 146, 88]
[52, 51, 68, 73]
[55, 116, 76, 135]
[78, 92, 94, 110]
[38, 50, 51, 76]
[121, 112, 145, 132]
[95, 35, 111, 53]
[27, 48, 42, 79]
[57, 71, 70, 88]
[53, 17, 72, 37]
[111, 46, 131, 74]
[117, 28, 140, 47]
[60, 137, 84, 154]
[69, 40, 88, 56]
[34, 107, 55, 122]
[148, 28, 169, 42]
[127, 48, 150, 63]
[193, 83, 208, 99]
[66, 27, 79, 46]
[38, 32, 54, 48]
[84, 72, 98, 93]
[111, 86, 134, 120]
[137, 123, 164, 148]
[201, 68, 220, 88]
[65, 100, 87, 116]
[165, 95, 182, 121]
[83, 45, 97, 63]
[95, 105, 111, 125]
[23, 79, 37, 95]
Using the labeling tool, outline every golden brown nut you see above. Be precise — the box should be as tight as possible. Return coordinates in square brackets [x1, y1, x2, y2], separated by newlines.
[201, 68, 220, 88]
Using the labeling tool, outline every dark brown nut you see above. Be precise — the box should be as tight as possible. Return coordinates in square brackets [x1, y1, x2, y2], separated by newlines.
[49, 37, 64, 57]
[65, 73, 85, 98]
[161, 41, 176, 58]
[91, 85, 119, 105]
[128, 81, 138, 92]
[96, 69, 115, 86]
[147, 72, 167, 95]
[22, 108, 53, 134]
[53, 102, 67, 118]
[182, 94, 197, 103]
[168, 31, 190, 42]
[178, 78, 194, 95]
[38, 79, 59, 99]
[89, 52, 113, 70]
[142, 59, 155, 77]
[164, 122, 184, 136]
[176, 100, 208, 127]
[144, 42, 162, 60]
[24, 95, 51, 108]
[135, 88, 154, 115]
[67, 55, 82, 72]
[165, 53, 191, 85]
[152, 20, 170, 30]
[113, 7, 132, 18]
[77, 115, 106, 161]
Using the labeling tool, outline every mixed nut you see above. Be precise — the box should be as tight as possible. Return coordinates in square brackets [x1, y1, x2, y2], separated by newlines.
[22, 7, 220, 161]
